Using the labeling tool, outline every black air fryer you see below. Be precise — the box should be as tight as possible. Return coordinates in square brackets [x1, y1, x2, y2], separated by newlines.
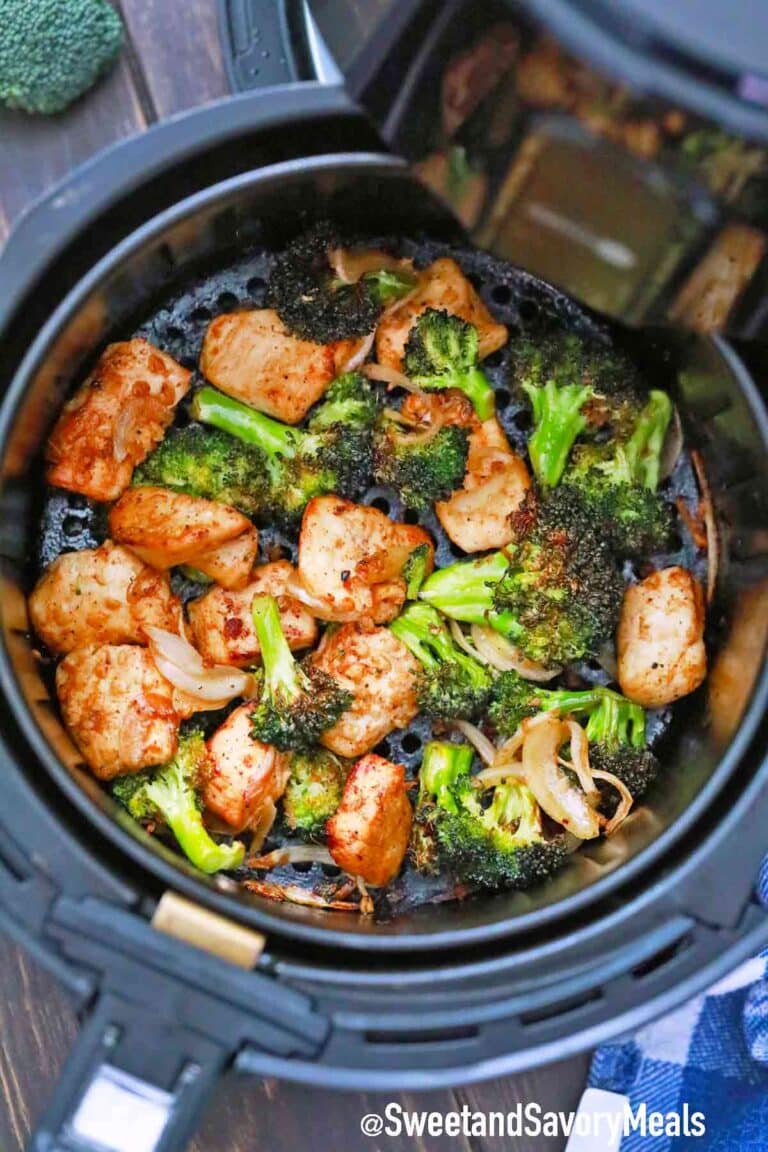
[0, 4, 766, 1152]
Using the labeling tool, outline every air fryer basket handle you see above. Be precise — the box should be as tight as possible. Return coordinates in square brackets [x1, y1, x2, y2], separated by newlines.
[218, 0, 306, 90]
[29, 991, 228, 1152]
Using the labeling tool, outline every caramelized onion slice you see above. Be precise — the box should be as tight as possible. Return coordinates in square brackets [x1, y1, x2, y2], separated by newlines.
[452, 720, 497, 766]
[248, 844, 336, 869]
[520, 715, 601, 840]
[470, 626, 561, 680]
[362, 362, 419, 391]
[146, 626, 255, 703]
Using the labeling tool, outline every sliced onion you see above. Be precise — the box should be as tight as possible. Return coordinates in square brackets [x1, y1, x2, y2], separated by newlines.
[659, 406, 683, 480]
[341, 329, 375, 372]
[384, 406, 446, 446]
[356, 876, 375, 916]
[452, 719, 497, 765]
[591, 769, 634, 836]
[113, 406, 135, 463]
[283, 574, 361, 623]
[362, 362, 420, 391]
[248, 799, 277, 855]
[243, 878, 360, 912]
[146, 626, 255, 703]
[470, 626, 561, 680]
[248, 844, 336, 869]
[328, 247, 412, 284]
[519, 714, 601, 840]
[563, 719, 598, 799]
[449, 619, 489, 665]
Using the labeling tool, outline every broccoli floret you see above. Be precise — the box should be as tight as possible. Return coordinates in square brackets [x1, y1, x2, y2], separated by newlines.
[268, 224, 415, 342]
[191, 373, 378, 523]
[372, 409, 469, 512]
[111, 731, 244, 874]
[489, 670, 646, 744]
[403, 309, 496, 420]
[282, 749, 348, 839]
[134, 424, 268, 517]
[402, 543, 432, 600]
[250, 596, 351, 751]
[421, 488, 624, 665]
[562, 390, 674, 554]
[589, 743, 660, 816]
[390, 602, 493, 720]
[0, 0, 124, 115]
[513, 333, 645, 487]
[413, 741, 567, 889]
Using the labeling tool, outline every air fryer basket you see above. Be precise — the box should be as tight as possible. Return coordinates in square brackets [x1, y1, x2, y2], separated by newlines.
[1, 155, 767, 952]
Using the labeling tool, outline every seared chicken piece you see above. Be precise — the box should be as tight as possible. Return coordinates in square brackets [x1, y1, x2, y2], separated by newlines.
[204, 704, 290, 831]
[46, 340, 191, 501]
[109, 487, 257, 590]
[326, 754, 413, 886]
[375, 258, 508, 372]
[437, 417, 532, 552]
[297, 496, 434, 624]
[313, 622, 420, 759]
[189, 561, 317, 667]
[28, 542, 180, 655]
[618, 567, 707, 708]
[56, 644, 179, 779]
[200, 308, 362, 425]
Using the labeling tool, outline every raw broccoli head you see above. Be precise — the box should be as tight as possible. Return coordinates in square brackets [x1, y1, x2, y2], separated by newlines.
[489, 671, 647, 744]
[191, 373, 378, 524]
[133, 423, 269, 517]
[390, 602, 494, 720]
[111, 730, 244, 875]
[372, 409, 469, 512]
[413, 741, 568, 889]
[562, 390, 674, 554]
[250, 596, 352, 751]
[267, 224, 414, 342]
[282, 748, 348, 839]
[403, 309, 496, 420]
[492, 487, 625, 665]
[512, 332, 646, 487]
[0, 0, 124, 115]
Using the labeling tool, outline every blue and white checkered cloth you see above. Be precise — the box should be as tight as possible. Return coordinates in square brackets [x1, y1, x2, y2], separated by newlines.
[589, 870, 768, 1149]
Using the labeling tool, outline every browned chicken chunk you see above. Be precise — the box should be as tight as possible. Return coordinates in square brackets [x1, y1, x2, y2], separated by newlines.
[28, 542, 180, 655]
[436, 417, 532, 552]
[375, 258, 508, 371]
[56, 644, 180, 779]
[297, 496, 434, 624]
[188, 561, 317, 667]
[200, 308, 363, 425]
[326, 754, 413, 886]
[204, 704, 289, 831]
[109, 487, 258, 590]
[617, 567, 707, 708]
[313, 622, 420, 759]
[45, 340, 191, 501]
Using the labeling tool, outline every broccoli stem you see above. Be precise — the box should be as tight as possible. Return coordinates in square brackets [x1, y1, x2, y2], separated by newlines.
[145, 765, 244, 875]
[624, 390, 673, 490]
[420, 741, 474, 814]
[192, 386, 299, 463]
[251, 595, 307, 704]
[585, 693, 646, 749]
[522, 379, 591, 487]
[425, 368, 496, 421]
[419, 552, 520, 637]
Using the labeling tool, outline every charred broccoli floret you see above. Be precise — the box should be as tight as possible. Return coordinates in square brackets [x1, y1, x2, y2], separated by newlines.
[111, 730, 244, 874]
[250, 596, 352, 751]
[513, 332, 645, 487]
[268, 224, 415, 342]
[191, 373, 378, 523]
[390, 602, 493, 720]
[412, 741, 567, 889]
[489, 670, 646, 744]
[403, 309, 496, 420]
[562, 390, 674, 554]
[589, 744, 660, 815]
[402, 542, 432, 600]
[133, 423, 268, 516]
[372, 409, 469, 512]
[282, 749, 348, 839]
[421, 488, 624, 665]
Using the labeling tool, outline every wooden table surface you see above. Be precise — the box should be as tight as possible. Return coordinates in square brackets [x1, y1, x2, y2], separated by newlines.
[0, 4, 590, 1149]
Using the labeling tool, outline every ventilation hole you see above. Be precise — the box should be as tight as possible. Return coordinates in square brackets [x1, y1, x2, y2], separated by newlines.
[631, 935, 692, 980]
[62, 515, 83, 537]
[378, 739, 392, 757]
[449, 542, 466, 559]
[247, 276, 266, 297]
[520, 988, 603, 1027]
[403, 508, 421, 525]
[165, 325, 184, 342]
[484, 349, 505, 369]
[515, 409, 532, 432]
[371, 496, 391, 514]
[668, 530, 684, 552]
[365, 1024, 478, 1046]
[69, 494, 88, 511]
[491, 283, 513, 306]
[321, 863, 341, 878]
[495, 388, 511, 409]
[192, 306, 212, 324]
[519, 299, 539, 322]
[401, 732, 422, 754]
[217, 292, 240, 312]
[291, 861, 313, 875]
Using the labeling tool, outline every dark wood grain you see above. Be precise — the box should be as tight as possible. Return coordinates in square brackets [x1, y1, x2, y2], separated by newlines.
[0, 4, 590, 1148]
